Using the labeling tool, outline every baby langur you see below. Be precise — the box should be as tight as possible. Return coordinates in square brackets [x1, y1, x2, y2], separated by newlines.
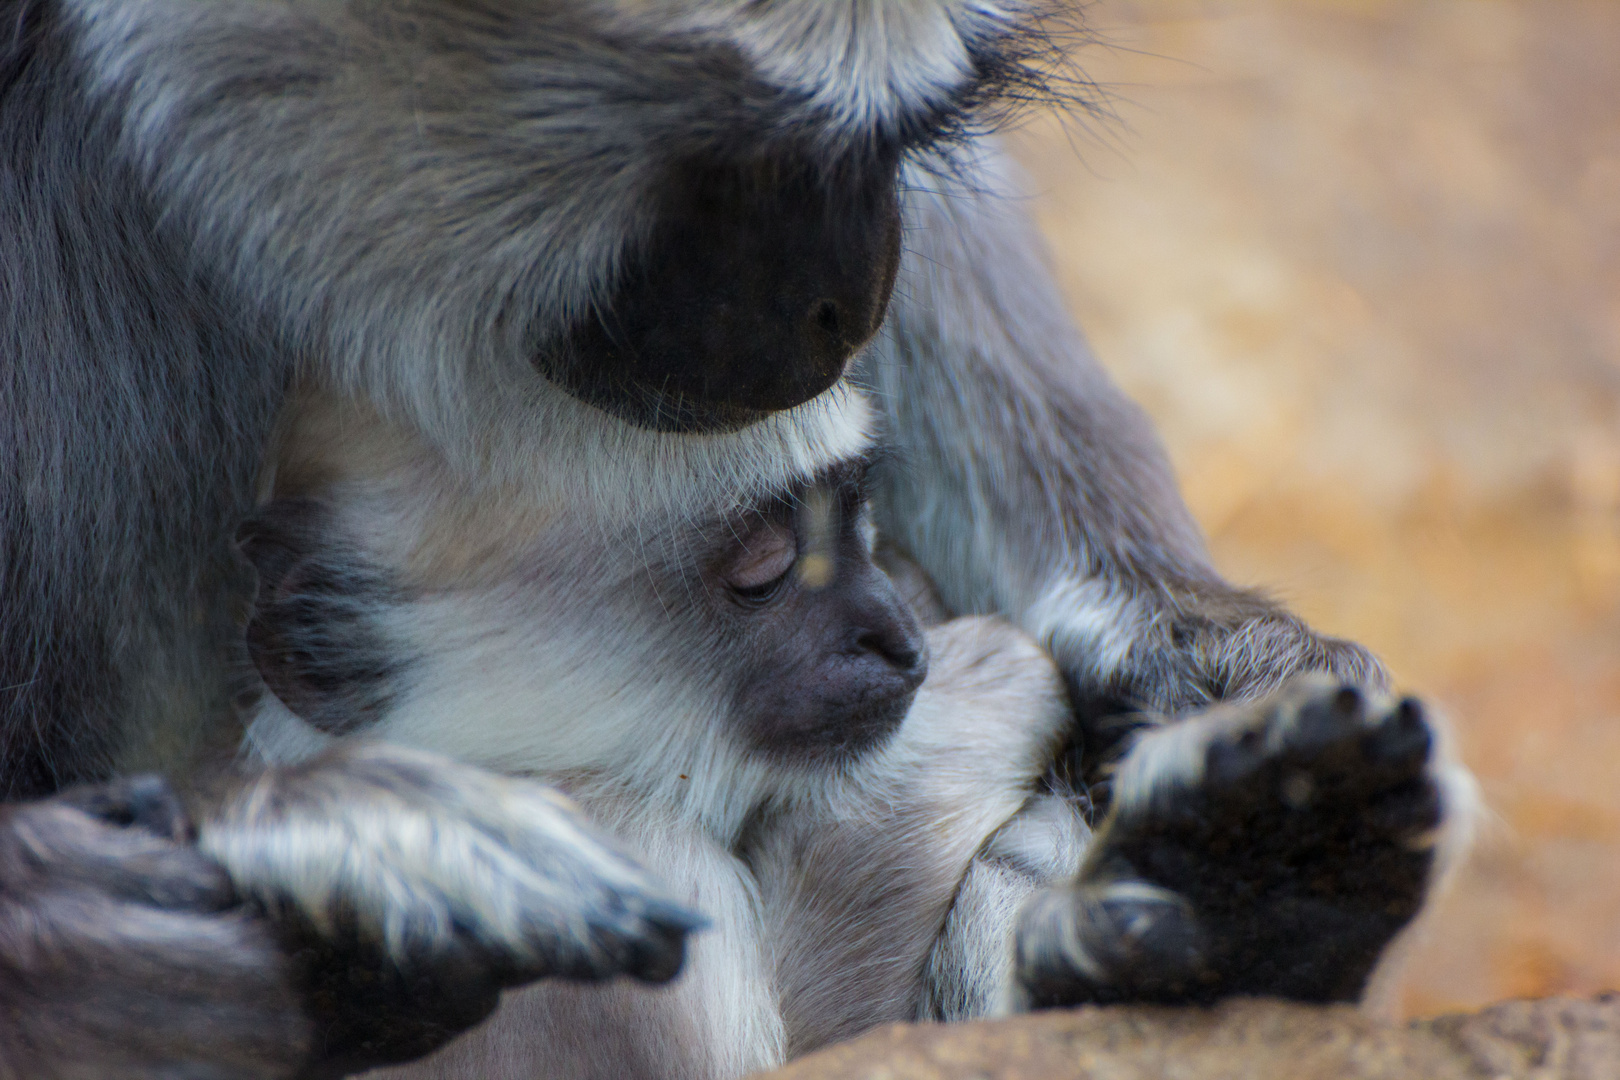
[232, 391, 1472, 1079]
[232, 389, 1092, 1079]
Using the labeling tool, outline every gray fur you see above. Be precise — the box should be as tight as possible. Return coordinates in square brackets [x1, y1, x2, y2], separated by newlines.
[0, 0, 286, 795]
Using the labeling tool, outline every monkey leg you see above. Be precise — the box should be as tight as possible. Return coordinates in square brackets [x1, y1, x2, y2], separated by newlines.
[198, 742, 702, 1078]
[1013, 676, 1472, 1009]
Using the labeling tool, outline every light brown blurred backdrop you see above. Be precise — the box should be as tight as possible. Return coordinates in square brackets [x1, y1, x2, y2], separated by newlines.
[1006, 0, 1620, 1016]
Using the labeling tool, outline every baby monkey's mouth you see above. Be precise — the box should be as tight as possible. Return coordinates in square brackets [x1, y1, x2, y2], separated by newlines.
[717, 455, 928, 764]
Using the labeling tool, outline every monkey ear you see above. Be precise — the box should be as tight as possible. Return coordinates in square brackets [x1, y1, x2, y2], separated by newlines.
[236, 499, 402, 735]
[236, 498, 335, 604]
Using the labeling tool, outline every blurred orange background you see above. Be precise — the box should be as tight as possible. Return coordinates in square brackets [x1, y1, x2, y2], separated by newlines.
[1007, 0, 1620, 1017]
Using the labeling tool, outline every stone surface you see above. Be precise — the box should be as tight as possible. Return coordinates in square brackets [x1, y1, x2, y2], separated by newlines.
[753, 997, 1620, 1080]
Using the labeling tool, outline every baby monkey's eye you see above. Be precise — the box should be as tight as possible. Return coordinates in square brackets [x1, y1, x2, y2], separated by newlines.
[722, 520, 797, 601]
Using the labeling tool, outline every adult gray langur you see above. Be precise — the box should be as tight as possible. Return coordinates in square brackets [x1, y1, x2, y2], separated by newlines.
[0, 0, 1457, 1076]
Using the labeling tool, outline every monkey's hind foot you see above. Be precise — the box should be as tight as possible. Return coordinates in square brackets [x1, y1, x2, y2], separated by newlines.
[199, 743, 702, 1076]
[1015, 676, 1469, 1009]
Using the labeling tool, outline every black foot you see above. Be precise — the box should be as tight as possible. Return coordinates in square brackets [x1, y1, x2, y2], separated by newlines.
[1018, 677, 1448, 1008]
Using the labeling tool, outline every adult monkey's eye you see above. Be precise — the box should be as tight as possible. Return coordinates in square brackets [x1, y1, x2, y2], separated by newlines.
[722, 520, 797, 601]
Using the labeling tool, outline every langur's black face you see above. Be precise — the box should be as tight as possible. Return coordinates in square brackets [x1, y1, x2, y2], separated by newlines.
[701, 462, 927, 761]
[544, 152, 904, 434]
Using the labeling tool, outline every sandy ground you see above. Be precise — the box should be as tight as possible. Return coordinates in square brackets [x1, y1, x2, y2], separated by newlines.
[1005, 0, 1620, 1016]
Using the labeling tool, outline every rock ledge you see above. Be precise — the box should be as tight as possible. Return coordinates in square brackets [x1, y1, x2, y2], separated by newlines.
[754, 996, 1620, 1080]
